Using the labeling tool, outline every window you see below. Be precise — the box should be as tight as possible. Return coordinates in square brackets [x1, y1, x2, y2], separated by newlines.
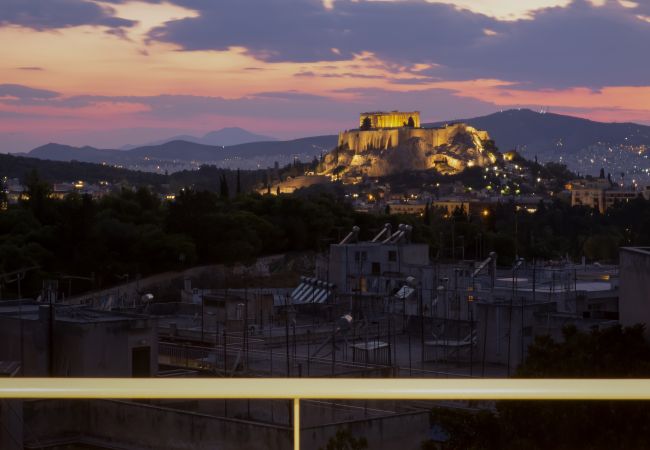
[372, 262, 381, 275]
[388, 250, 397, 262]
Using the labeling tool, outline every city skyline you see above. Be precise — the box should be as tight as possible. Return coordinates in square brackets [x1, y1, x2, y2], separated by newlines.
[1, 0, 650, 151]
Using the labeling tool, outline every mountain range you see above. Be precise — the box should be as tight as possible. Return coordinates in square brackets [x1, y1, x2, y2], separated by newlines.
[28, 134, 337, 172]
[21, 110, 650, 177]
[120, 127, 276, 150]
[427, 109, 650, 160]
[427, 109, 650, 179]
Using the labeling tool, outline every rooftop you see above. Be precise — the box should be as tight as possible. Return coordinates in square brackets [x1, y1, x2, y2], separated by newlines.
[621, 247, 650, 256]
[0, 303, 149, 323]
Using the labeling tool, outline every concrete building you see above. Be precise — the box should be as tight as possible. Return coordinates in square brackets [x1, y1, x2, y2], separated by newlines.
[569, 178, 650, 213]
[0, 302, 158, 377]
[326, 224, 429, 298]
[387, 202, 427, 215]
[474, 263, 619, 369]
[431, 199, 471, 216]
[619, 247, 650, 338]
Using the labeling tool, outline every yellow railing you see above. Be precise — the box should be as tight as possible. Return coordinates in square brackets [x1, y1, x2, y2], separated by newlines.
[2, 378, 650, 449]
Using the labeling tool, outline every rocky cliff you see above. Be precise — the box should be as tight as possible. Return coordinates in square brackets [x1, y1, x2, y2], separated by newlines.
[320, 123, 496, 178]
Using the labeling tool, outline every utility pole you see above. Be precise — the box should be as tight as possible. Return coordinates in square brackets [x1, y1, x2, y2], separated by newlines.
[285, 295, 291, 377]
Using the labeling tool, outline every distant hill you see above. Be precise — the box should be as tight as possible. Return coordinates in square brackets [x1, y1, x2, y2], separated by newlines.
[0, 152, 266, 193]
[27, 109, 650, 179]
[27, 135, 338, 171]
[426, 109, 650, 179]
[200, 127, 277, 146]
[428, 109, 649, 153]
[0, 152, 165, 186]
[29, 143, 120, 162]
[121, 127, 277, 149]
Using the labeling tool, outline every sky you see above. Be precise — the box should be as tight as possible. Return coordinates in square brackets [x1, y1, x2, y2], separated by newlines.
[1, 0, 650, 151]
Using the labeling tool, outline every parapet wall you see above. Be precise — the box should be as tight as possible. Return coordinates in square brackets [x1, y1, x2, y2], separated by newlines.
[338, 123, 489, 152]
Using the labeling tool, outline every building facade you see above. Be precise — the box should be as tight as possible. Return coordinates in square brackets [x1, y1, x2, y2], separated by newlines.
[359, 111, 421, 129]
[619, 247, 650, 338]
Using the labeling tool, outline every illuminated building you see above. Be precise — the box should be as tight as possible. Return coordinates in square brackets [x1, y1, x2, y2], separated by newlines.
[568, 179, 650, 213]
[359, 111, 421, 129]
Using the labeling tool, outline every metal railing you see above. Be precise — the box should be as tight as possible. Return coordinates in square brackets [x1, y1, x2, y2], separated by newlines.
[2, 378, 650, 450]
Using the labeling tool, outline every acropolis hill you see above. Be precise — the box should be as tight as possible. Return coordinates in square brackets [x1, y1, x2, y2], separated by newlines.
[320, 111, 497, 178]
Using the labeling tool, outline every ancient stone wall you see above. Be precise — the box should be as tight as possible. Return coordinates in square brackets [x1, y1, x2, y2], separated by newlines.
[338, 123, 489, 153]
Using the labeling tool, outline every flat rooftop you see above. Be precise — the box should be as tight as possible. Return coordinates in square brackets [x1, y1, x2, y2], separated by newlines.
[621, 247, 650, 256]
[0, 303, 148, 323]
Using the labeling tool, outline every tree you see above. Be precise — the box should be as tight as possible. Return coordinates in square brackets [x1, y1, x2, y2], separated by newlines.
[236, 169, 242, 195]
[423, 200, 431, 225]
[219, 174, 229, 198]
[426, 325, 650, 450]
[599, 167, 605, 179]
[408, 116, 415, 128]
[23, 169, 52, 222]
[360, 116, 372, 130]
[320, 429, 368, 450]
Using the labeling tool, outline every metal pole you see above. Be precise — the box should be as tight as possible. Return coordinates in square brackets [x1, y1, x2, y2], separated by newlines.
[293, 398, 300, 450]
[481, 305, 488, 377]
[269, 324, 273, 377]
[520, 268, 525, 365]
[307, 330, 311, 376]
[201, 293, 204, 342]
[244, 291, 248, 371]
[331, 321, 336, 376]
[420, 278, 424, 368]
[285, 296, 291, 377]
[292, 322, 296, 370]
[507, 267, 514, 376]
[214, 321, 219, 375]
[408, 325, 412, 375]
[454, 269, 460, 366]
[223, 330, 227, 375]
[49, 283, 54, 377]
[18, 274, 24, 376]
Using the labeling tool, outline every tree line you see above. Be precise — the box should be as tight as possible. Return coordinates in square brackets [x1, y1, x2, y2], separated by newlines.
[2, 170, 649, 298]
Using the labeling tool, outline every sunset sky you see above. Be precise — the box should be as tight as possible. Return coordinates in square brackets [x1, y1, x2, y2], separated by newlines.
[1, 0, 650, 151]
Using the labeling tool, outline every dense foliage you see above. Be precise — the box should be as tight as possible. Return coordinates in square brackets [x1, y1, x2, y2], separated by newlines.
[418, 195, 650, 265]
[320, 429, 368, 450]
[3, 167, 650, 297]
[425, 325, 650, 450]
[0, 173, 359, 297]
[0, 153, 271, 193]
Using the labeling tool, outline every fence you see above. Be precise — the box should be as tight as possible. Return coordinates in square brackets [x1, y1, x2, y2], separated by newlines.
[2, 378, 650, 450]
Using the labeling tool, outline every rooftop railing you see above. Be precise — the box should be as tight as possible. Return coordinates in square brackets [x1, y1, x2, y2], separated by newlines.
[2, 378, 650, 450]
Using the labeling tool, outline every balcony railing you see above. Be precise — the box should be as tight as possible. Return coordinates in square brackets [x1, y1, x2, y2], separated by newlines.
[2, 378, 650, 450]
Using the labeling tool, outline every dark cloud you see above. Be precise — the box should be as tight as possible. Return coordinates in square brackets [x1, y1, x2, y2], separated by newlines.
[0, 84, 60, 99]
[0, 0, 135, 30]
[253, 91, 331, 101]
[434, 0, 650, 88]
[0, 85, 497, 123]
[16, 66, 44, 71]
[294, 71, 385, 79]
[148, 0, 650, 88]
[149, 0, 493, 63]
